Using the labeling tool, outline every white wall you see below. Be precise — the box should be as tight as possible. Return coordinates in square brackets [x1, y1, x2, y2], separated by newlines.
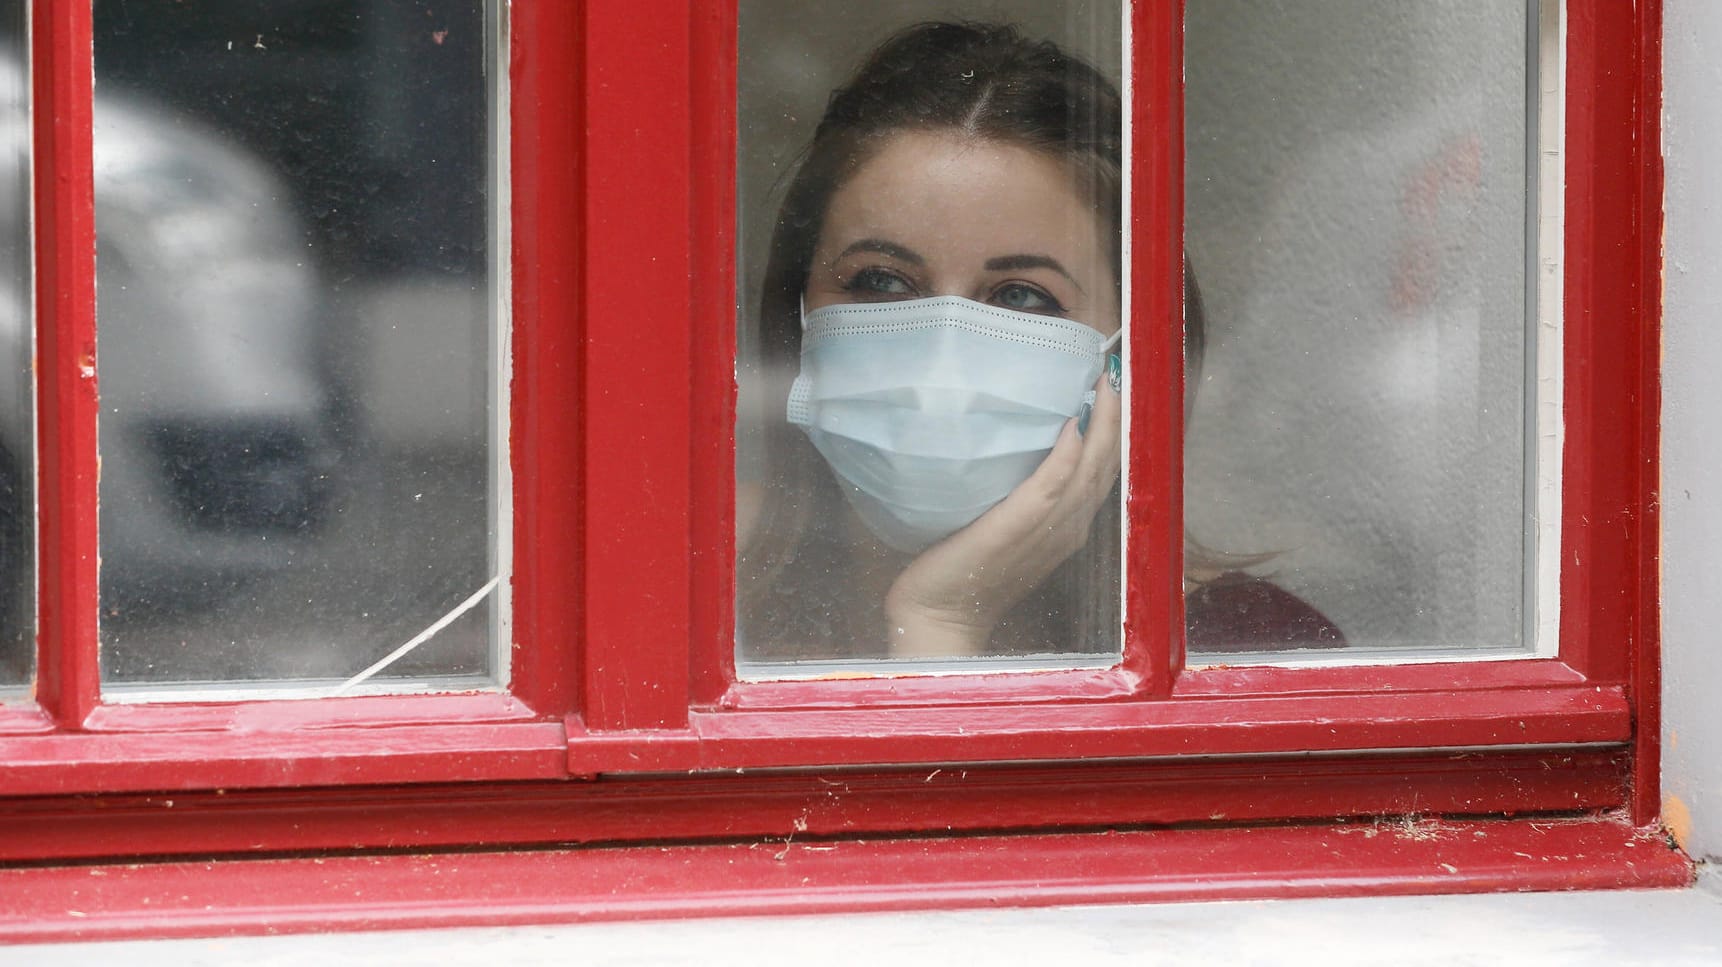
[1661, 0, 1722, 864]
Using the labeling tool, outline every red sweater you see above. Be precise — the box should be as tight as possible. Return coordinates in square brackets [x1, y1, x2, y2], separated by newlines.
[1185, 573, 1346, 653]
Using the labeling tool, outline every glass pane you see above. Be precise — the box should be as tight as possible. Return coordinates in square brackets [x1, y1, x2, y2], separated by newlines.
[93, 1, 504, 688]
[735, 1, 1124, 670]
[0, 5, 30, 689]
[1184, 0, 1537, 658]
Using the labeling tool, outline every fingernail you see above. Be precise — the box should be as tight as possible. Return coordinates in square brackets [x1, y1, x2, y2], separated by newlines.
[1076, 402, 1093, 436]
[1107, 353, 1122, 394]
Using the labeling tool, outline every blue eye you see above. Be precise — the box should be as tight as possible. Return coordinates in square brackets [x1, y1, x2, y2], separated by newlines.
[992, 282, 1063, 315]
[843, 267, 917, 300]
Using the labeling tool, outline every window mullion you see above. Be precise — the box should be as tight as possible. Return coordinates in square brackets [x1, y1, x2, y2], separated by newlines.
[575, 2, 695, 733]
[507, 0, 582, 718]
[686, 1, 740, 710]
[31, 0, 100, 727]
[1123, 0, 1184, 694]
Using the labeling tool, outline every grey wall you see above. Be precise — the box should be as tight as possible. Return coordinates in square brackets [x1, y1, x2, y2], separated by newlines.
[1184, 0, 1534, 653]
[1661, 0, 1722, 866]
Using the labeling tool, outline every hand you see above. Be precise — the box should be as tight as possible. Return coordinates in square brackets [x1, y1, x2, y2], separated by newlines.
[883, 370, 1122, 657]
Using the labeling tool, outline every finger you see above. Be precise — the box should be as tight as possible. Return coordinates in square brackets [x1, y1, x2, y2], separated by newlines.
[924, 407, 1102, 563]
[920, 415, 1101, 586]
[1071, 372, 1123, 503]
[967, 417, 1085, 542]
[1025, 416, 1085, 501]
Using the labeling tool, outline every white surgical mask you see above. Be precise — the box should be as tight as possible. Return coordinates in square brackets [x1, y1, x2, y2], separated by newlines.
[788, 295, 1119, 553]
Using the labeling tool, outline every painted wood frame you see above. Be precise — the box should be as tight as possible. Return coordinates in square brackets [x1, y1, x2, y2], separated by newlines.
[0, 0, 1674, 936]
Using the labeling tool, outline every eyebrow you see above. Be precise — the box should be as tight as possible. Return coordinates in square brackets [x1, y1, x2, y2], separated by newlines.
[984, 254, 1085, 293]
[836, 238, 925, 265]
[835, 242, 1087, 295]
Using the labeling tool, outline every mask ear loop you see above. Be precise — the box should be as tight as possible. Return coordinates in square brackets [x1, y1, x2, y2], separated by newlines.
[786, 293, 814, 426]
[1101, 328, 1123, 353]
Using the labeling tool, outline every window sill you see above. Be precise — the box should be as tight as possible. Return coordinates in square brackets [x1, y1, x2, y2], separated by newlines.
[0, 814, 1691, 945]
[14, 868, 1716, 965]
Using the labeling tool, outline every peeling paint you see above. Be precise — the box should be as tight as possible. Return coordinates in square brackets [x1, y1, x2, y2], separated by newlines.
[1665, 794, 1694, 851]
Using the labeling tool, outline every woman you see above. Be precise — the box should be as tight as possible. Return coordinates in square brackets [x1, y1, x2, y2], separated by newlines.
[737, 21, 1340, 663]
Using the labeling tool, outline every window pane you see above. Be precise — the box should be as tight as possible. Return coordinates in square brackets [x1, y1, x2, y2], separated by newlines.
[734, 1, 1124, 671]
[1184, 0, 1538, 658]
[0, 6, 30, 688]
[93, 1, 504, 688]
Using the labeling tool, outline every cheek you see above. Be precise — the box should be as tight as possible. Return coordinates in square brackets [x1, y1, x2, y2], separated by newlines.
[803, 289, 844, 312]
[1074, 269, 1122, 336]
[1089, 240, 1122, 334]
[1091, 301, 1122, 339]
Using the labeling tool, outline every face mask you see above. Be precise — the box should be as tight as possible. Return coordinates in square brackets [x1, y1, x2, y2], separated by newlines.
[787, 295, 1119, 553]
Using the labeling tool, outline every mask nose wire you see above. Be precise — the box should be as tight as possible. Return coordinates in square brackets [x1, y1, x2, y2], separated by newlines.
[803, 292, 1124, 351]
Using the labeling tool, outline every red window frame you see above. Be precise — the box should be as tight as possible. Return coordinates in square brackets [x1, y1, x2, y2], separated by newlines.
[569, 0, 1659, 785]
[0, 0, 1684, 938]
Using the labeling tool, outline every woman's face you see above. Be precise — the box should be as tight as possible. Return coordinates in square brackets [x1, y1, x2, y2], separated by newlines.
[804, 130, 1120, 336]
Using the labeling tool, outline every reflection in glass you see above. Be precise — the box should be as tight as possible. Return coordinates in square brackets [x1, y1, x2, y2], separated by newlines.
[1184, 0, 1536, 657]
[735, 1, 1124, 670]
[0, 4, 30, 688]
[94, 1, 503, 687]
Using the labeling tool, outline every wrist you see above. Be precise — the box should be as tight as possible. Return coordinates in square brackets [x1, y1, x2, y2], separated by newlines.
[882, 597, 995, 658]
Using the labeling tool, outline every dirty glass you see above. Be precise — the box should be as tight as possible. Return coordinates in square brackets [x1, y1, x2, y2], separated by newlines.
[93, 0, 505, 689]
[0, 3, 31, 689]
[734, 0, 1124, 671]
[1183, 0, 1541, 659]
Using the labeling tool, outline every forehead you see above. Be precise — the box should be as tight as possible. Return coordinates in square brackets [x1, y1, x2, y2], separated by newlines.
[820, 130, 1104, 256]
